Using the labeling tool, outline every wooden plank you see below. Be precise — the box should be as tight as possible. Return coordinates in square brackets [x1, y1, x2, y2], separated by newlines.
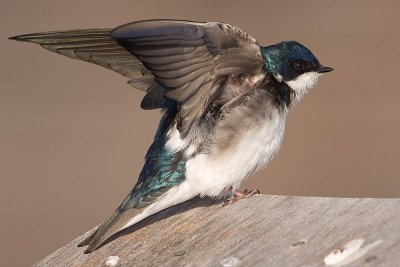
[34, 195, 400, 267]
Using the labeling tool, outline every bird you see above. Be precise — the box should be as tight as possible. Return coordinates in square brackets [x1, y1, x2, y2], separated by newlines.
[10, 19, 333, 253]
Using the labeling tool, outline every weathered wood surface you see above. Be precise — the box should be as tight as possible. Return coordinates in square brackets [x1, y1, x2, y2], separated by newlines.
[34, 195, 400, 267]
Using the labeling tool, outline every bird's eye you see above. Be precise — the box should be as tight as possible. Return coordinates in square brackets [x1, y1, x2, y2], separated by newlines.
[293, 61, 305, 70]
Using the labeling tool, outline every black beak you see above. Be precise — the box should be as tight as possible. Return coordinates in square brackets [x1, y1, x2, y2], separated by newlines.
[317, 66, 334, 73]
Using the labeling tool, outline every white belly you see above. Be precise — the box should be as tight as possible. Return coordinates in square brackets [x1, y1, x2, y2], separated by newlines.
[121, 108, 287, 231]
[185, 109, 287, 197]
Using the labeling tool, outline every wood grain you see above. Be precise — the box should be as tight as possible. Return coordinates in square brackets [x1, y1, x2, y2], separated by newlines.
[34, 195, 400, 267]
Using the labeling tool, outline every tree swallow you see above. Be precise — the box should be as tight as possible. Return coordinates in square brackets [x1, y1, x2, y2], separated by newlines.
[10, 19, 333, 253]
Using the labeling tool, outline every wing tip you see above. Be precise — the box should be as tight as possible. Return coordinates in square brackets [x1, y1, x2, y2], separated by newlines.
[83, 247, 94, 254]
[8, 35, 26, 42]
[9, 29, 113, 44]
[8, 33, 41, 43]
[77, 238, 91, 248]
[77, 238, 99, 254]
[77, 232, 104, 254]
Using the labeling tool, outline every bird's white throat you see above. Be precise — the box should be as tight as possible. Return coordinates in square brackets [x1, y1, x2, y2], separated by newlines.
[285, 72, 321, 97]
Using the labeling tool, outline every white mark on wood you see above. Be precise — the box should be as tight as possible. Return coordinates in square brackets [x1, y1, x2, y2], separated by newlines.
[220, 256, 240, 266]
[105, 255, 120, 267]
[324, 238, 383, 266]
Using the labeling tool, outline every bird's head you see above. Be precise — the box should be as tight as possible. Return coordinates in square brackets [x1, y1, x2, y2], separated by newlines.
[262, 41, 333, 96]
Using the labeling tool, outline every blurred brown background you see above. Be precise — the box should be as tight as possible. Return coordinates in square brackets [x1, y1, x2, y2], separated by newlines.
[1, 0, 399, 266]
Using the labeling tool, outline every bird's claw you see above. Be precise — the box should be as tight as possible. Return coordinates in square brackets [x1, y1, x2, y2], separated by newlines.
[222, 188, 260, 206]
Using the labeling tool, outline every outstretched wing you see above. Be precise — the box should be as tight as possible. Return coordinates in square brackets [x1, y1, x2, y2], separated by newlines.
[111, 19, 264, 133]
[10, 20, 265, 133]
[9, 29, 153, 92]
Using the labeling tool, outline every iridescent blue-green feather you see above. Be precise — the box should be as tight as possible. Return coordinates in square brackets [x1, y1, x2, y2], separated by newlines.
[79, 101, 188, 252]
[118, 100, 188, 211]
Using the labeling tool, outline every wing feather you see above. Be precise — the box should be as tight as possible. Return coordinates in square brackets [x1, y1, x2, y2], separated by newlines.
[10, 29, 152, 90]
[110, 20, 264, 132]
[11, 20, 265, 133]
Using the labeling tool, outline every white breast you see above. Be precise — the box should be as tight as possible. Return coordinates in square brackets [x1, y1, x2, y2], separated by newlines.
[185, 109, 287, 197]
[121, 107, 287, 231]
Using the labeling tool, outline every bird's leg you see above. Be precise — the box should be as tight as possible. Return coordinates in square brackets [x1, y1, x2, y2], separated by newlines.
[222, 188, 260, 206]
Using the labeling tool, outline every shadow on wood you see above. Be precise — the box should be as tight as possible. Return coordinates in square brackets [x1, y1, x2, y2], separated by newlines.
[34, 195, 400, 267]
[98, 197, 222, 251]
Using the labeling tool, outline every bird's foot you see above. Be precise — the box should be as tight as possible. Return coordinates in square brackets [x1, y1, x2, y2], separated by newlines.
[222, 189, 260, 206]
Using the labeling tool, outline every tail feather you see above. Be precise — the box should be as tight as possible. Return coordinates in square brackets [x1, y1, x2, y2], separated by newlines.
[77, 228, 98, 247]
[80, 208, 143, 254]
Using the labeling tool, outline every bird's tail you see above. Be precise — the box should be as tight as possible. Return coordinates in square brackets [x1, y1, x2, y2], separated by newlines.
[78, 208, 143, 254]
